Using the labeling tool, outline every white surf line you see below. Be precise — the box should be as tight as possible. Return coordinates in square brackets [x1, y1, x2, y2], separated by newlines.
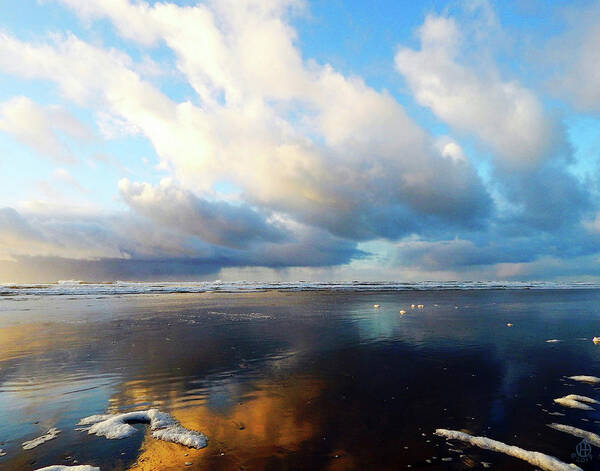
[435, 429, 582, 471]
[22, 428, 61, 450]
[554, 394, 598, 410]
[546, 339, 561, 343]
[35, 466, 101, 471]
[548, 423, 600, 447]
[78, 409, 207, 449]
[568, 375, 600, 384]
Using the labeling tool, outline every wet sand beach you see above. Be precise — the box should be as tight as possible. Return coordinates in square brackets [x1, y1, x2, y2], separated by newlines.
[1, 287, 600, 470]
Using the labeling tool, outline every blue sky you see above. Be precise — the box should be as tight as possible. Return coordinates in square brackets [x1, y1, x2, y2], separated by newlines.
[0, 0, 599, 282]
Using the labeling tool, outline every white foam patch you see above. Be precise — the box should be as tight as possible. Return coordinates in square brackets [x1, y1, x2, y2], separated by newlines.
[34, 466, 100, 471]
[22, 428, 61, 450]
[568, 376, 600, 384]
[554, 395, 598, 410]
[78, 409, 207, 449]
[435, 429, 582, 471]
[546, 339, 561, 343]
[0, 449, 5, 457]
[548, 423, 600, 447]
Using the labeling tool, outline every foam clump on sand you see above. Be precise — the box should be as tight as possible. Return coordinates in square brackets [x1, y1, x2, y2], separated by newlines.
[554, 394, 598, 410]
[568, 375, 600, 384]
[35, 466, 100, 471]
[78, 409, 207, 449]
[435, 429, 582, 471]
[22, 428, 61, 450]
[548, 423, 600, 447]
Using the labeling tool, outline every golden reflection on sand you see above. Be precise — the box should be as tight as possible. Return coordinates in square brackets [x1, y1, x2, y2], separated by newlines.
[124, 377, 351, 470]
[0, 323, 75, 363]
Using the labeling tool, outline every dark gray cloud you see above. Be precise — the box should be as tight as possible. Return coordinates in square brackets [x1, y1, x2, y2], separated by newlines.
[395, 239, 528, 271]
[246, 144, 493, 242]
[119, 179, 287, 249]
[0, 207, 43, 242]
[393, 218, 600, 278]
[495, 160, 593, 233]
[0, 206, 364, 282]
[378, 3, 600, 280]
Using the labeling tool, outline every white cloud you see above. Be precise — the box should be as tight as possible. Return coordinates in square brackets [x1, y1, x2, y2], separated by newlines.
[95, 111, 141, 140]
[0, 2, 491, 243]
[0, 96, 91, 163]
[545, 3, 600, 112]
[53, 168, 88, 194]
[395, 13, 559, 168]
[435, 136, 467, 163]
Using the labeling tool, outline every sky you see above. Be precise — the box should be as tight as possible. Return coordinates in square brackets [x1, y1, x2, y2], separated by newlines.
[0, 0, 599, 282]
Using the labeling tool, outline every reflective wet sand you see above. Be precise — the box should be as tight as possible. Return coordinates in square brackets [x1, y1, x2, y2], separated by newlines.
[1, 290, 600, 470]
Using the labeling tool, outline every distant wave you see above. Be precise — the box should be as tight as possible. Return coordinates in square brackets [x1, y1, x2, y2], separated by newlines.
[1, 280, 600, 297]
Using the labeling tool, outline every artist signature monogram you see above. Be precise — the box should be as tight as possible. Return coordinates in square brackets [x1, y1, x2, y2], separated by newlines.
[571, 439, 593, 463]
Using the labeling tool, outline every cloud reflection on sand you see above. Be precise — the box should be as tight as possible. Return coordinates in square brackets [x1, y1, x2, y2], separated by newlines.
[3, 290, 600, 469]
[117, 378, 330, 470]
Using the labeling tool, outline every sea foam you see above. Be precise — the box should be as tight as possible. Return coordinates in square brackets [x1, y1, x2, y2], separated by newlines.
[568, 375, 600, 384]
[35, 466, 100, 471]
[78, 409, 207, 449]
[22, 428, 61, 450]
[548, 423, 600, 447]
[554, 395, 598, 410]
[435, 428, 582, 471]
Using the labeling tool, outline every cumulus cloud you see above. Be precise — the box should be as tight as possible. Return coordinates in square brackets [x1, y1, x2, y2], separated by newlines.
[496, 161, 592, 231]
[0, 0, 597, 281]
[435, 137, 467, 163]
[395, 12, 561, 168]
[0, 204, 363, 280]
[392, 212, 600, 278]
[0, 96, 92, 163]
[0, 0, 491, 243]
[118, 178, 286, 248]
[392, 3, 594, 261]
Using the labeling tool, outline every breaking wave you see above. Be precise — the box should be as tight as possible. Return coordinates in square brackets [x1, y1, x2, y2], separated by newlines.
[2, 280, 599, 297]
